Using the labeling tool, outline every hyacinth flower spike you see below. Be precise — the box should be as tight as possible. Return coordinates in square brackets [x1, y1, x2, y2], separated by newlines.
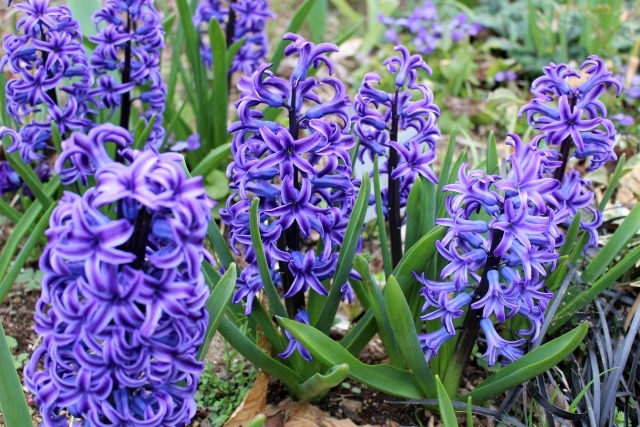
[90, 0, 166, 150]
[354, 45, 440, 266]
[0, 0, 92, 196]
[221, 33, 356, 365]
[25, 124, 213, 426]
[415, 133, 566, 394]
[520, 56, 621, 250]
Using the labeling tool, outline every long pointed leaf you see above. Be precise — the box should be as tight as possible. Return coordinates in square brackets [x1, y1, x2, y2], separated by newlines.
[0, 323, 32, 427]
[198, 263, 237, 360]
[384, 276, 435, 396]
[278, 317, 426, 399]
[463, 322, 588, 403]
[315, 174, 371, 333]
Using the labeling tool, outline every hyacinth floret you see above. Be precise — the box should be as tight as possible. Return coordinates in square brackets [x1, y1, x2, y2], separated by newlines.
[25, 123, 213, 426]
[90, 0, 166, 150]
[354, 45, 440, 214]
[221, 33, 356, 325]
[416, 133, 565, 366]
[193, 0, 274, 75]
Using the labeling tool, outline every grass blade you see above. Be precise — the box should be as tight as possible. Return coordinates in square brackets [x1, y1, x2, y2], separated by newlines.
[436, 375, 459, 426]
[269, 0, 315, 72]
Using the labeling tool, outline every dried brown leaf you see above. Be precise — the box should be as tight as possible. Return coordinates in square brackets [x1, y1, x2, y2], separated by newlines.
[265, 399, 375, 427]
[224, 371, 269, 427]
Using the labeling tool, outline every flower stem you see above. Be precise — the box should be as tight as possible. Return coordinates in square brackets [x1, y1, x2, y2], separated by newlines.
[553, 96, 578, 182]
[122, 208, 152, 270]
[40, 29, 58, 107]
[119, 11, 133, 132]
[388, 89, 402, 267]
[445, 229, 504, 393]
[226, 0, 236, 49]
[279, 84, 306, 317]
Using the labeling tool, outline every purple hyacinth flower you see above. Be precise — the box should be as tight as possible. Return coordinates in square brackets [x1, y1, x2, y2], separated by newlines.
[222, 33, 356, 316]
[279, 310, 313, 361]
[25, 124, 213, 426]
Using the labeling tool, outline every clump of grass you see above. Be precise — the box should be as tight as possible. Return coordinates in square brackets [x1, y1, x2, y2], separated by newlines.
[195, 341, 258, 427]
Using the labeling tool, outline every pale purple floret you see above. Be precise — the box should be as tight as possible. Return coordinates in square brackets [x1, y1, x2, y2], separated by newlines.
[417, 133, 563, 366]
[193, 0, 274, 75]
[220, 34, 356, 346]
[90, 0, 166, 150]
[25, 124, 213, 426]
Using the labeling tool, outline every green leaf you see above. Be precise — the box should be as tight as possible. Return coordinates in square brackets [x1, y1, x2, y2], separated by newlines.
[0, 199, 22, 226]
[198, 264, 237, 360]
[133, 114, 157, 150]
[249, 199, 288, 319]
[486, 131, 498, 174]
[7, 152, 53, 209]
[246, 415, 267, 427]
[341, 226, 446, 354]
[598, 154, 625, 211]
[354, 256, 400, 366]
[373, 157, 392, 278]
[207, 221, 234, 269]
[0, 204, 54, 303]
[278, 317, 426, 399]
[550, 244, 640, 334]
[436, 375, 459, 427]
[227, 37, 248, 68]
[297, 364, 350, 402]
[269, 0, 316, 72]
[581, 202, 640, 283]
[436, 131, 457, 214]
[51, 121, 63, 154]
[315, 173, 371, 332]
[68, 0, 101, 37]
[463, 322, 588, 403]
[191, 142, 231, 177]
[329, 0, 363, 25]
[384, 276, 435, 396]
[404, 178, 423, 252]
[0, 323, 32, 427]
[209, 18, 229, 149]
[308, 0, 328, 43]
[558, 211, 582, 258]
[218, 316, 303, 392]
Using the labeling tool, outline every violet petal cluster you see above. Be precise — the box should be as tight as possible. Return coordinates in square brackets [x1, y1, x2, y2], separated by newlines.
[0, 0, 92, 195]
[380, 1, 482, 55]
[354, 45, 440, 215]
[90, 0, 166, 150]
[25, 124, 213, 426]
[417, 134, 565, 366]
[220, 33, 356, 317]
[520, 56, 621, 248]
[193, 0, 273, 75]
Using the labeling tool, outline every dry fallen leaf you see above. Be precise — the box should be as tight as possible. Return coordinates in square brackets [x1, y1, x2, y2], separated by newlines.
[265, 399, 376, 427]
[224, 371, 269, 427]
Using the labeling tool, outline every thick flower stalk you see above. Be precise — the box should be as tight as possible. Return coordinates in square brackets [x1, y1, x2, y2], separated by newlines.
[0, 0, 92, 194]
[380, 1, 482, 55]
[354, 45, 440, 266]
[193, 0, 273, 75]
[24, 124, 212, 426]
[90, 0, 166, 150]
[417, 134, 566, 368]
[520, 56, 621, 248]
[220, 34, 355, 341]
